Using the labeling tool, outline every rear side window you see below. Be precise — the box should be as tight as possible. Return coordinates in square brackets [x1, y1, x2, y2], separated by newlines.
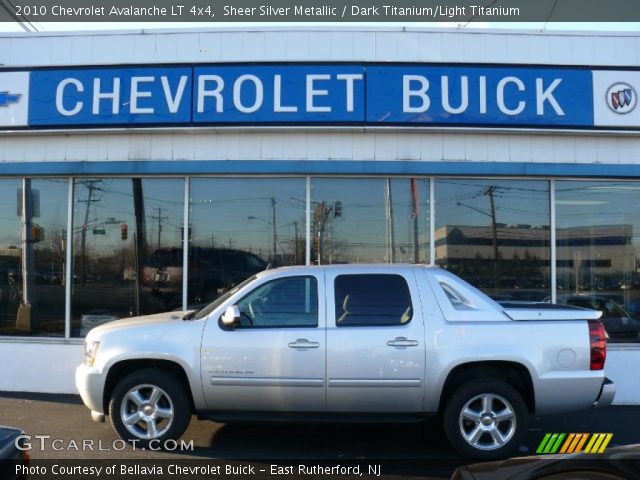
[334, 274, 413, 327]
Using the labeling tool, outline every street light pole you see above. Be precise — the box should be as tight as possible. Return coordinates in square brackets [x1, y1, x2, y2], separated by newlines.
[248, 211, 277, 263]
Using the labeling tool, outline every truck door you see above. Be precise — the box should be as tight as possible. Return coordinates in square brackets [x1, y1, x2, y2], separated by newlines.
[200, 272, 326, 411]
[325, 269, 426, 412]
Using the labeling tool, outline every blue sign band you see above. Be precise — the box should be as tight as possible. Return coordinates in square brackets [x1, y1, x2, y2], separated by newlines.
[366, 65, 593, 126]
[10, 63, 635, 129]
[29, 67, 193, 125]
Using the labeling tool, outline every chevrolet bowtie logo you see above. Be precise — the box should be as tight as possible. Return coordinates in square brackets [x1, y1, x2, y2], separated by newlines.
[0, 91, 21, 107]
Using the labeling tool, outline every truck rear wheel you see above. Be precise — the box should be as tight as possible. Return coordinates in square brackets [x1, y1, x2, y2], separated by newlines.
[109, 369, 191, 448]
[443, 378, 528, 460]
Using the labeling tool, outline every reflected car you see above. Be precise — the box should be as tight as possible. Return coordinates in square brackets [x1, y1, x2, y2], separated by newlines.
[80, 310, 119, 337]
[451, 444, 640, 480]
[623, 298, 640, 320]
[142, 247, 267, 306]
[554, 295, 640, 343]
[0, 426, 28, 479]
[492, 290, 550, 302]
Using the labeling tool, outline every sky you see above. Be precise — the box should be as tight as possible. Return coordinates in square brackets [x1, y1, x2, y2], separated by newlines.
[1, 21, 640, 33]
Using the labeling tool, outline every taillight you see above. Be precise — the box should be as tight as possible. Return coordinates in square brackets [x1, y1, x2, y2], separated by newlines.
[589, 320, 607, 370]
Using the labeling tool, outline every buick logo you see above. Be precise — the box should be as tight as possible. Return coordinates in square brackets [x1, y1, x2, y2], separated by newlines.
[0, 91, 21, 108]
[606, 82, 637, 114]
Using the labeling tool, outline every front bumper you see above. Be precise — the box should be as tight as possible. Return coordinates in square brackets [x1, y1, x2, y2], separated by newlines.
[75, 364, 106, 416]
[593, 377, 616, 408]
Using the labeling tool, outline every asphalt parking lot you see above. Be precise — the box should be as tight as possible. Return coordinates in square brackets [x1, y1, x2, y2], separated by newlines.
[1, 392, 639, 479]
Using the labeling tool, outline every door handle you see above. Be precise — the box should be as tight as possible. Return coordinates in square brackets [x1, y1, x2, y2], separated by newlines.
[386, 337, 419, 348]
[288, 338, 320, 349]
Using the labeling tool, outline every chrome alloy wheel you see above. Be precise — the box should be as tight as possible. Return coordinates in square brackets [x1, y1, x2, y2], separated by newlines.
[120, 384, 174, 440]
[458, 393, 516, 451]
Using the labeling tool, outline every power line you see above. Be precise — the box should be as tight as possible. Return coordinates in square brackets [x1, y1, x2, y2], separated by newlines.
[0, 0, 38, 31]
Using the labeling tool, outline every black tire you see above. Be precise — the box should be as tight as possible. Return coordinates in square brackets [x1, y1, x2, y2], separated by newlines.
[109, 368, 191, 448]
[443, 378, 528, 460]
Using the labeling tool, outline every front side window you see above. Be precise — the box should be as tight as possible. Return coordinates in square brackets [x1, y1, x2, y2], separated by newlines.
[334, 274, 413, 326]
[236, 276, 318, 328]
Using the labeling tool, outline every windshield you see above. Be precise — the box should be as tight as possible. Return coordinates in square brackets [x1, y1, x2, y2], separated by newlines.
[192, 275, 258, 320]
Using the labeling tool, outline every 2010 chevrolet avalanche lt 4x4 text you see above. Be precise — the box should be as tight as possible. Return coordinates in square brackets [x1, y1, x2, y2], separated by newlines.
[76, 265, 615, 459]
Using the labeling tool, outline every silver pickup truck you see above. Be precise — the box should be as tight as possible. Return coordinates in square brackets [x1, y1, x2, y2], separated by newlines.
[76, 264, 615, 459]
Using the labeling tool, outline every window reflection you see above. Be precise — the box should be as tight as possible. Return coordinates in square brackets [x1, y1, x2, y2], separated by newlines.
[0, 179, 68, 336]
[556, 181, 640, 343]
[71, 179, 184, 336]
[188, 178, 306, 305]
[435, 179, 550, 301]
[310, 178, 430, 264]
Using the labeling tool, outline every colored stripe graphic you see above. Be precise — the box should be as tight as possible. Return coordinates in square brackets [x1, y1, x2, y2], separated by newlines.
[561, 433, 589, 453]
[536, 433, 552, 453]
[538, 433, 613, 454]
[584, 433, 614, 453]
[559, 433, 576, 453]
[537, 433, 566, 453]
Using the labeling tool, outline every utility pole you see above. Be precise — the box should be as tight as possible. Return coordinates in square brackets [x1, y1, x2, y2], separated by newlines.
[271, 197, 277, 264]
[16, 179, 37, 332]
[483, 186, 500, 290]
[293, 220, 299, 264]
[385, 179, 396, 263]
[411, 179, 420, 263]
[78, 180, 101, 287]
[150, 207, 168, 250]
[315, 202, 330, 265]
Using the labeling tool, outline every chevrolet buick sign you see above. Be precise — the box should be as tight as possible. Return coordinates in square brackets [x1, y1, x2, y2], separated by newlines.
[1, 65, 639, 130]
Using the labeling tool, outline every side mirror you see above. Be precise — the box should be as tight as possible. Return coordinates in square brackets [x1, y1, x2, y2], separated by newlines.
[220, 305, 241, 329]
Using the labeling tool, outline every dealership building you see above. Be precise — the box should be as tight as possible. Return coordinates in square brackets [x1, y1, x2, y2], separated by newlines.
[1, 27, 640, 403]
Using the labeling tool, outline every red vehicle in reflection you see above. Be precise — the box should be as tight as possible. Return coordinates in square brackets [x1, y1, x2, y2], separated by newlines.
[142, 247, 267, 308]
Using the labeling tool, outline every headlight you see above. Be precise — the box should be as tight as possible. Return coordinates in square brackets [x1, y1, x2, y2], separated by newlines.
[84, 340, 100, 367]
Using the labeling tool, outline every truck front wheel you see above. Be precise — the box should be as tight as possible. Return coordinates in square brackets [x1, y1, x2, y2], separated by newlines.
[109, 369, 191, 448]
[443, 378, 528, 460]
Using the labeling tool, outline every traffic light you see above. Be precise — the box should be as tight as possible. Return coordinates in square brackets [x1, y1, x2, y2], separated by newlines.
[334, 201, 342, 217]
[120, 223, 128, 240]
[30, 224, 45, 242]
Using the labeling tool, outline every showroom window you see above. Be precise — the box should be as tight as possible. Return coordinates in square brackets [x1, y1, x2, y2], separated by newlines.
[434, 179, 551, 301]
[188, 178, 306, 306]
[556, 181, 640, 343]
[0, 178, 68, 337]
[0, 174, 636, 346]
[71, 178, 184, 337]
[310, 178, 430, 264]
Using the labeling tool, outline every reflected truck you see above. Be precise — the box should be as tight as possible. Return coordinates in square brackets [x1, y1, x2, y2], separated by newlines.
[142, 247, 267, 307]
